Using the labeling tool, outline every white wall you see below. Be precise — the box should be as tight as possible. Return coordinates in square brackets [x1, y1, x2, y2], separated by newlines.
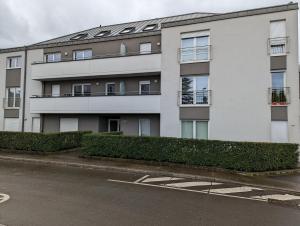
[161, 9, 299, 143]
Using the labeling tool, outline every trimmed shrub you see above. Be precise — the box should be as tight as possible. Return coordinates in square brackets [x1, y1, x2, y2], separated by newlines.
[0, 131, 89, 152]
[81, 135, 299, 172]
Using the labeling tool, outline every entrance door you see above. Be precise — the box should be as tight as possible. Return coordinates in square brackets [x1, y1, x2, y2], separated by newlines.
[139, 119, 150, 136]
[108, 119, 120, 132]
[32, 118, 41, 132]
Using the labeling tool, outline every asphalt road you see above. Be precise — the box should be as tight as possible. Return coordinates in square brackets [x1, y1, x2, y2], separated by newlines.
[0, 160, 299, 226]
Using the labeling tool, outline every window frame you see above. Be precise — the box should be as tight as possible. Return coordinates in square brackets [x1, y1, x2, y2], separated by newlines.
[271, 71, 287, 106]
[105, 82, 116, 96]
[5, 87, 21, 109]
[73, 49, 92, 60]
[94, 30, 111, 38]
[139, 81, 151, 95]
[108, 119, 120, 132]
[70, 33, 88, 40]
[180, 75, 210, 107]
[6, 56, 21, 69]
[72, 83, 91, 96]
[44, 52, 61, 63]
[139, 42, 152, 54]
[120, 27, 135, 34]
[139, 118, 151, 136]
[180, 120, 209, 140]
[143, 24, 157, 31]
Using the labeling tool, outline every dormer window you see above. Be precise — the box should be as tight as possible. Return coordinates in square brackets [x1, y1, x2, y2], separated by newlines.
[120, 27, 135, 34]
[143, 24, 157, 31]
[94, 30, 111, 38]
[70, 33, 88, 40]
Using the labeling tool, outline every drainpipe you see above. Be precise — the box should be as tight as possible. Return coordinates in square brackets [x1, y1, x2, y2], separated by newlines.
[21, 46, 28, 132]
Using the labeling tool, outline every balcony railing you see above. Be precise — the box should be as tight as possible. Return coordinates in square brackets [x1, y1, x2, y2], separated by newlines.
[32, 90, 161, 98]
[268, 87, 290, 106]
[32, 50, 162, 65]
[268, 37, 289, 56]
[179, 45, 211, 63]
[3, 98, 20, 109]
[178, 90, 211, 106]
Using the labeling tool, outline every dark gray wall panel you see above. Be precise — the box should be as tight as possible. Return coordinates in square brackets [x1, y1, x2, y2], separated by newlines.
[270, 56, 286, 70]
[271, 106, 288, 121]
[180, 107, 209, 120]
[180, 62, 209, 75]
[4, 109, 19, 118]
[78, 116, 99, 132]
[6, 68, 21, 87]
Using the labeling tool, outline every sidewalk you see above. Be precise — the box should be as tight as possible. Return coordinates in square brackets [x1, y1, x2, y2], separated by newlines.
[0, 150, 299, 193]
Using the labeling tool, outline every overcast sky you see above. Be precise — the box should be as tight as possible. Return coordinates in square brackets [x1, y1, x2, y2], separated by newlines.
[0, 0, 299, 48]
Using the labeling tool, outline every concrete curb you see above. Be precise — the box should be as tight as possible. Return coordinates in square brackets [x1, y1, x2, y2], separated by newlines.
[0, 155, 300, 195]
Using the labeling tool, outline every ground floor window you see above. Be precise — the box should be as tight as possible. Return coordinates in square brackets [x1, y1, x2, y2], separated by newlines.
[271, 121, 288, 143]
[139, 119, 151, 136]
[4, 118, 19, 131]
[60, 118, 78, 132]
[181, 120, 208, 139]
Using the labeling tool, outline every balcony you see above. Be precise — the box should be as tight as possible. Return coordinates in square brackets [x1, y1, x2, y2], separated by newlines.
[268, 87, 290, 106]
[179, 46, 211, 64]
[178, 90, 211, 106]
[30, 92, 161, 114]
[31, 51, 161, 80]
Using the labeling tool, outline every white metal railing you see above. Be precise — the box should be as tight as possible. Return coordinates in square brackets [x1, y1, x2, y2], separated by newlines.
[178, 90, 211, 106]
[179, 46, 211, 63]
[268, 87, 290, 106]
[3, 98, 20, 109]
[268, 37, 289, 56]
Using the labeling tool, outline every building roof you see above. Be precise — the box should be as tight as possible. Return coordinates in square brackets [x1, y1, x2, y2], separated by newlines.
[35, 12, 214, 46]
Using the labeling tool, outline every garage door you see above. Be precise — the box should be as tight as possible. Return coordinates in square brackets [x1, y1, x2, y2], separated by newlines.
[60, 118, 78, 132]
[4, 118, 19, 131]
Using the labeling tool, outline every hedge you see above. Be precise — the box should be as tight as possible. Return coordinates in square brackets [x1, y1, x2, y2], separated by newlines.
[81, 135, 299, 172]
[0, 131, 89, 152]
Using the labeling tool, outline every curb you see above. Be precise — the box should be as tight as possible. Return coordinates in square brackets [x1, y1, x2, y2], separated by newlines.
[0, 155, 299, 195]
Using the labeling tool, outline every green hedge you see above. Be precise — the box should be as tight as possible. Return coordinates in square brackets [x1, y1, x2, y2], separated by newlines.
[0, 131, 89, 152]
[81, 135, 299, 172]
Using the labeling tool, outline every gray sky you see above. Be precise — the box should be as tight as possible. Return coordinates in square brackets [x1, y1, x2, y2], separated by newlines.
[0, 0, 298, 48]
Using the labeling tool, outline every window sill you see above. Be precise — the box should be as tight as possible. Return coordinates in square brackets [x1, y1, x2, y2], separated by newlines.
[180, 60, 210, 64]
[6, 67, 22, 70]
[180, 104, 210, 107]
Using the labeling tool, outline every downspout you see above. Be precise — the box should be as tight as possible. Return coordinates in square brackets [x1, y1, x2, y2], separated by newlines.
[21, 46, 28, 132]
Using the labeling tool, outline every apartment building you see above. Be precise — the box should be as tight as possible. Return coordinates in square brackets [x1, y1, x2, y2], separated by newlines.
[0, 3, 299, 144]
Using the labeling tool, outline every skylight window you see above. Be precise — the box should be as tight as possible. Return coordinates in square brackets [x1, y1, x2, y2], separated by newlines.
[120, 27, 135, 34]
[143, 24, 157, 31]
[70, 33, 88, 40]
[94, 30, 111, 38]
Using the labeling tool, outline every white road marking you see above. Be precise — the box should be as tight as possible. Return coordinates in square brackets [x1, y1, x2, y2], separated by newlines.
[0, 193, 10, 204]
[165, 181, 221, 188]
[203, 186, 262, 194]
[108, 179, 268, 203]
[134, 175, 149, 183]
[142, 177, 183, 183]
[252, 194, 300, 201]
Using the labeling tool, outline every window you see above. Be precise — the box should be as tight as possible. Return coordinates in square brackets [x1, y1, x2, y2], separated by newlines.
[139, 81, 150, 95]
[181, 34, 209, 63]
[72, 84, 91, 96]
[70, 33, 88, 40]
[181, 75, 209, 105]
[181, 121, 208, 140]
[73, 49, 92, 60]
[6, 87, 21, 108]
[45, 53, 61, 63]
[271, 72, 287, 105]
[4, 118, 19, 132]
[60, 118, 78, 132]
[120, 43, 127, 56]
[120, 27, 135, 34]
[94, 30, 111, 38]
[108, 119, 120, 132]
[140, 43, 152, 54]
[139, 119, 151, 136]
[143, 24, 157, 31]
[270, 20, 287, 56]
[271, 121, 288, 143]
[120, 81, 126, 95]
[106, 83, 115, 96]
[52, 84, 60, 97]
[6, 56, 21, 69]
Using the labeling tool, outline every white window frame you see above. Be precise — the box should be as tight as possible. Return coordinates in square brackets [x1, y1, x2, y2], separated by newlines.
[6, 56, 21, 69]
[51, 84, 61, 97]
[105, 82, 116, 95]
[139, 81, 151, 95]
[180, 120, 209, 140]
[180, 31, 210, 64]
[72, 83, 91, 96]
[271, 71, 287, 107]
[108, 119, 120, 132]
[44, 52, 61, 63]
[73, 49, 92, 60]
[180, 75, 210, 107]
[139, 118, 151, 136]
[140, 43, 152, 54]
[5, 87, 21, 109]
[60, 118, 79, 132]
[269, 20, 287, 56]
